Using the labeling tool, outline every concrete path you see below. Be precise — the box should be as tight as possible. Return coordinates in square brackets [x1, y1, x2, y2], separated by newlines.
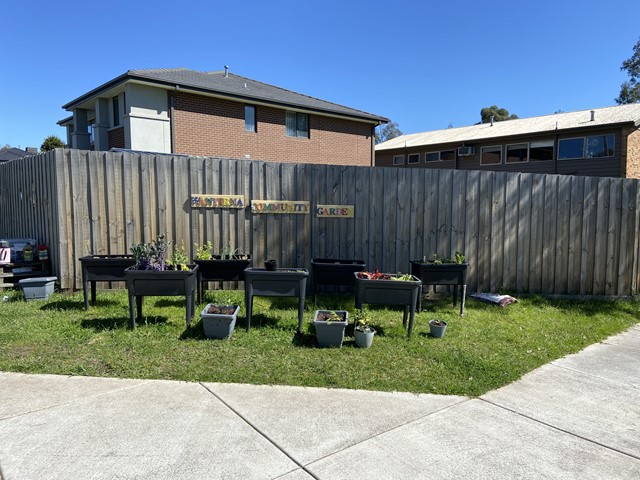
[0, 325, 638, 479]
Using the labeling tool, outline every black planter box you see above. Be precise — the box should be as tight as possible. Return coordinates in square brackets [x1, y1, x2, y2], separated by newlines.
[410, 261, 468, 316]
[194, 255, 252, 303]
[124, 265, 199, 328]
[354, 273, 421, 337]
[243, 267, 309, 333]
[310, 258, 365, 303]
[79, 255, 136, 309]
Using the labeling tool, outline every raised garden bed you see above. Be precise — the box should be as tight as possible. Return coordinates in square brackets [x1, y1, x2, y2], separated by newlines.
[410, 260, 468, 315]
[194, 255, 252, 303]
[79, 255, 136, 309]
[310, 258, 365, 304]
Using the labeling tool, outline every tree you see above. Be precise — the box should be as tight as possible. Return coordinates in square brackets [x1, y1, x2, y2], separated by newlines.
[375, 121, 402, 144]
[480, 105, 518, 123]
[615, 37, 640, 104]
[40, 135, 65, 152]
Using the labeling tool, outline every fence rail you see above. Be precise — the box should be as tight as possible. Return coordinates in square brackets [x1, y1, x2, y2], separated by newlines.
[1, 148, 639, 296]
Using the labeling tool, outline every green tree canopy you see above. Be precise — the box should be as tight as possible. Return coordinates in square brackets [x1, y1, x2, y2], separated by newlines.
[40, 135, 65, 152]
[375, 121, 402, 144]
[480, 105, 518, 123]
[615, 37, 640, 104]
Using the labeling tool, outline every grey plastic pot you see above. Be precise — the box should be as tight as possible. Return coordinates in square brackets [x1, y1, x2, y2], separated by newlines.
[429, 319, 447, 338]
[354, 327, 375, 348]
[313, 310, 348, 348]
[201, 304, 240, 339]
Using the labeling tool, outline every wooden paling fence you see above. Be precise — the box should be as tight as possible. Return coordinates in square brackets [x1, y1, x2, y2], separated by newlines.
[1, 148, 639, 296]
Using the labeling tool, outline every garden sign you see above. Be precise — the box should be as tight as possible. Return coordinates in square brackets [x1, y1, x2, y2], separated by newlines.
[190, 194, 245, 209]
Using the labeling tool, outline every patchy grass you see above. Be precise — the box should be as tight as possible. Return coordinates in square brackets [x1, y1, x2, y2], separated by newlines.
[0, 289, 637, 396]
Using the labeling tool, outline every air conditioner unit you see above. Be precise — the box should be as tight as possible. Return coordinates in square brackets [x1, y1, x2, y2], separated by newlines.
[457, 146, 475, 156]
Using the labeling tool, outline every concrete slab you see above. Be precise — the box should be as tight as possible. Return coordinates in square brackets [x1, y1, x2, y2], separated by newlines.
[0, 379, 298, 480]
[602, 324, 640, 351]
[482, 364, 640, 458]
[551, 342, 640, 389]
[276, 469, 316, 479]
[205, 382, 467, 465]
[0, 371, 148, 419]
[307, 399, 640, 479]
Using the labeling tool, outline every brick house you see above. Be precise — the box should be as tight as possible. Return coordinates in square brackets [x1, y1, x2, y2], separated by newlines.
[376, 104, 640, 178]
[58, 67, 388, 166]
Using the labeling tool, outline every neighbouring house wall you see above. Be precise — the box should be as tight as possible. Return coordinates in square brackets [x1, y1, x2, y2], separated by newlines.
[125, 84, 171, 153]
[171, 91, 373, 166]
[108, 127, 125, 149]
[622, 127, 640, 179]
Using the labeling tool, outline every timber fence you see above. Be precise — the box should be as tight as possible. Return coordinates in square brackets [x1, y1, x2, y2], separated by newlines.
[1, 148, 639, 296]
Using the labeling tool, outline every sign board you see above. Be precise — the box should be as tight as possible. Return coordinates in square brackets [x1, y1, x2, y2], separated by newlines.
[251, 200, 310, 214]
[0, 247, 10, 265]
[316, 205, 354, 218]
[191, 195, 245, 209]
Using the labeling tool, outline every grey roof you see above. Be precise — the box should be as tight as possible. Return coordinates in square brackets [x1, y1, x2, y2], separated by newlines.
[376, 104, 640, 151]
[62, 68, 388, 124]
[0, 147, 32, 163]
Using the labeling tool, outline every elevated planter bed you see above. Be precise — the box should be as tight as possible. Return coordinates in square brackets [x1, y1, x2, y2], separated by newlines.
[354, 273, 421, 337]
[410, 261, 468, 316]
[243, 267, 309, 333]
[194, 255, 252, 303]
[79, 255, 136, 309]
[310, 258, 365, 304]
[124, 265, 198, 329]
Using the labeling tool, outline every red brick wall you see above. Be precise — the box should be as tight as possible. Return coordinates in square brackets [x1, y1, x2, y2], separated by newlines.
[622, 127, 640, 179]
[170, 92, 374, 166]
[108, 127, 125, 149]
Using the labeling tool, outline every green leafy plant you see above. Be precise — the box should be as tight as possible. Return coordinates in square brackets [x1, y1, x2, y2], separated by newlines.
[129, 234, 174, 271]
[218, 244, 238, 259]
[354, 308, 374, 332]
[194, 241, 214, 260]
[168, 241, 189, 271]
[423, 252, 465, 265]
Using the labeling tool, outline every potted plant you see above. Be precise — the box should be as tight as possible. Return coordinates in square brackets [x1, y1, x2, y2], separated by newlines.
[200, 297, 240, 339]
[354, 269, 421, 337]
[429, 319, 448, 338]
[354, 308, 375, 348]
[312, 309, 348, 348]
[125, 235, 198, 328]
[410, 252, 468, 315]
[193, 242, 252, 303]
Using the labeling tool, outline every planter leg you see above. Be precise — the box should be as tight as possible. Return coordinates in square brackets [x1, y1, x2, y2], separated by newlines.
[245, 294, 253, 332]
[417, 285, 423, 313]
[136, 296, 143, 324]
[402, 305, 408, 328]
[460, 284, 467, 316]
[128, 291, 136, 328]
[186, 292, 193, 328]
[407, 306, 416, 338]
[297, 295, 305, 334]
[83, 279, 89, 311]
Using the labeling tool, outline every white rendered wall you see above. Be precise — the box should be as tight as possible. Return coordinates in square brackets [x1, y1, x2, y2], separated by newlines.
[125, 84, 171, 153]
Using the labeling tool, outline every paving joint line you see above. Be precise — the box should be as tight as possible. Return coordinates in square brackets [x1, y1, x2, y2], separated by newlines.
[550, 363, 638, 390]
[200, 383, 321, 480]
[479, 397, 640, 461]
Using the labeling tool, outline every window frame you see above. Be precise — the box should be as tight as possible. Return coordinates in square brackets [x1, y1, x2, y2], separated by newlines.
[393, 155, 405, 166]
[505, 143, 529, 164]
[286, 111, 309, 138]
[424, 152, 440, 163]
[558, 137, 586, 160]
[407, 153, 420, 164]
[585, 134, 615, 158]
[529, 139, 554, 162]
[112, 96, 120, 127]
[245, 105, 256, 133]
[480, 145, 503, 166]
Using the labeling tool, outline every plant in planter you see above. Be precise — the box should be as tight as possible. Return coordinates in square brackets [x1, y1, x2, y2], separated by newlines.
[125, 235, 198, 328]
[312, 309, 348, 348]
[429, 319, 448, 338]
[200, 297, 240, 339]
[354, 308, 375, 348]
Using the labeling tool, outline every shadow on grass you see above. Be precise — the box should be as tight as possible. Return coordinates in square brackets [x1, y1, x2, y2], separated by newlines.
[154, 298, 189, 308]
[80, 317, 130, 330]
[291, 331, 318, 348]
[179, 322, 207, 340]
[40, 299, 85, 311]
[88, 299, 122, 308]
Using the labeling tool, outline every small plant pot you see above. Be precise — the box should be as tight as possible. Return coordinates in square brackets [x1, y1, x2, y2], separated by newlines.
[354, 327, 376, 348]
[264, 259, 277, 271]
[313, 310, 348, 348]
[429, 319, 447, 338]
[201, 304, 240, 339]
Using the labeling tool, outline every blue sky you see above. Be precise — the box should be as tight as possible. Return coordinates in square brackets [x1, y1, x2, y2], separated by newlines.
[2, 0, 639, 150]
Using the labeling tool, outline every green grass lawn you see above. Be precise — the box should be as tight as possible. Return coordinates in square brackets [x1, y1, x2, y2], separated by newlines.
[0, 289, 637, 396]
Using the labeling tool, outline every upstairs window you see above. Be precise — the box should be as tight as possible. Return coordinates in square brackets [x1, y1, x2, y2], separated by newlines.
[586, 134, 614, 158]
[286, 111, 309, 138]
[112, 96, 120, 127]
[558, 138, 584, 159]
[506, 144, 528, 163]
[245, 105, 256, 132]
[530, 140, 554, 161]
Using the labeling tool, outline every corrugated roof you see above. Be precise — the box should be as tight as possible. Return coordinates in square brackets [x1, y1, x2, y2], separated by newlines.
[376, 104, 640, 151]
[62, 68, 388, 123]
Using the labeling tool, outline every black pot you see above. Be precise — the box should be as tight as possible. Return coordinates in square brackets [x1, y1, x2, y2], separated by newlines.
[264, 259, 277, 271]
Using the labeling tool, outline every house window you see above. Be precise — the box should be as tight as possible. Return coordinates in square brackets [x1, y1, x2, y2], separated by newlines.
[112, 96, 120, 127]
[286, 111, 309, 138]
[440, 150, 455, 161]
[481, 146, 502, 165]
[506, 144, 528, 163]
[245, 105, 256, 133]
[530, 140, 554, 161]
[586, 134, 614, 158]
[558, 138, 585, 160]
[425, 152, 440, 163]
[407, 153, 420, 164]
[393, 155, 405, 165]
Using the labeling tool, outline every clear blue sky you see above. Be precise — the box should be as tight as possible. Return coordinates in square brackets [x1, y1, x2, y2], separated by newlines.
[2, 0, 639, 150]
